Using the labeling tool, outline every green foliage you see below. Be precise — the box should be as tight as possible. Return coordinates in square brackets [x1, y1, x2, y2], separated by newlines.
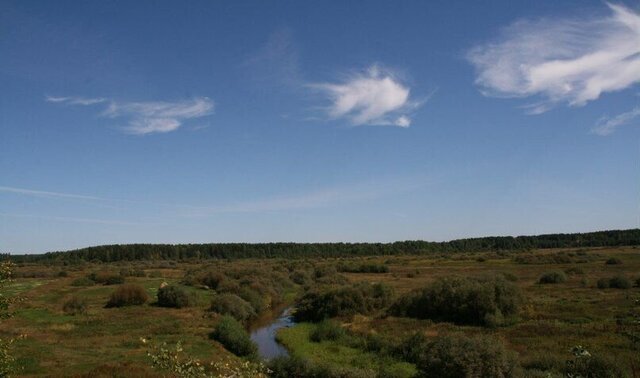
[157, 285, 194, 308]
[605, 257, 623, 265]
[411, 334, 521, 378]
[538, 271, 567, 284]
[106, 284, 149, 307]
[295, 282, 394, 322]
[337, 262, 389, 273]
[18, 229, 640, 262]
[57, 271, 68, 277]
[210, 316, 257, 358]
[598, 275, 632, 289]
[63, 296, 87, 315]
[88, 272, 125, 285]
[0, 261, 17, 376]
[144, 338, 268, 378]
[609, 275, 632, 289]
[390, 276, 521, 326]
[564, 345, 626, 378]
[70, 277, 95, 287]
[210, 294, 256, 322]
[310, 320, 345, 342]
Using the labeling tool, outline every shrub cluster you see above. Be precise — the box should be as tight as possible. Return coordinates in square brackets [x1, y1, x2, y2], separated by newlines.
[62, 296, 87, 315]
[210, 293, 256, 322]
[605, 257, 623, 265]
[390, 276, 521, 327]
[597, 275, 632, 289]
[514, 251, 598, 265]
[106, 284, 149, 307]
[538, 271, 567, 284]
[399, 333, 521, 377]
[183, 264, 295, 319]
[70, 277, 95, 287]
[88, 272, 125, 285]
[295, 282, 394, 322]
[157, 285, 194, 308]
[337, 263, 389, 274]
[210, 316, 257, 358]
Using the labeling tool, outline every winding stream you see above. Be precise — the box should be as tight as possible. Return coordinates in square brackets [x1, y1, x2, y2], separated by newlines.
[250, 307, 295, 360]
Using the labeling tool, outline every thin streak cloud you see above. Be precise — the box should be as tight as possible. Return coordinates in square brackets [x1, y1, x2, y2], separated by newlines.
[46, 96, 214, 135]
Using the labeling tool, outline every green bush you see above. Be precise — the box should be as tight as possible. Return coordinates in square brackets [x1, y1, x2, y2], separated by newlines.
[597, 275, 632, 289]
[210, 293, 256, 322]
[210, 316, 257, 358]
[608, 275, 632, 289]
[413, 334, 521, 378]
[88, 272, 125, 285]
[157, 285, 194, 308]
[63, 296, 87, 315]
[238, 287, 267, 314]
[565, 347, 626, 378]
[70, 277, 95, 287]
[597, 278, 610, 289]
[310, 320, 345, 342]
[57, 271, 69, 277]
[390, 276, 520, 326]
[538, 271, 567, 284]
[605, 257, 623, 265]
[295, 282, 394, 322]
[106, 284, 149, 307]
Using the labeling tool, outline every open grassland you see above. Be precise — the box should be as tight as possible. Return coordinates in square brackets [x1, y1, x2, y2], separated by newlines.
[1, 246, 639, 377]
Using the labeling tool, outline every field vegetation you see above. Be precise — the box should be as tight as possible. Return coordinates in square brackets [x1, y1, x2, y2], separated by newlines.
[0, 231, 639, 376]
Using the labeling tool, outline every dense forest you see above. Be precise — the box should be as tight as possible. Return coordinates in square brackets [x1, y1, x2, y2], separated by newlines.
[5, 229, 639, 263]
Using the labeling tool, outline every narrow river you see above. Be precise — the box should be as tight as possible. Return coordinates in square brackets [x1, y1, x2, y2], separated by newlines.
[249, 307, 295, 360]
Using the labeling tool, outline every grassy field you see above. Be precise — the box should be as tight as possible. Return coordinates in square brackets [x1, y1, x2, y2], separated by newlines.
[1, 246, 639, 376]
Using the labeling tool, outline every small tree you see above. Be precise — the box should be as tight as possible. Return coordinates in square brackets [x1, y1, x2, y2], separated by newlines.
[106, 284, 149, 308]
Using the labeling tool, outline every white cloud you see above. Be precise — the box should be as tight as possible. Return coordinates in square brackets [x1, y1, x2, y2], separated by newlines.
[592, 106, 640, 135]
[310, 65, 420, 127]
[47, 96, 214, 135]
[468, 3, 640, 112]
[45, 95, 106, 105]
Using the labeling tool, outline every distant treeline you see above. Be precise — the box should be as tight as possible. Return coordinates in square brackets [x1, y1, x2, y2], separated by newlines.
[5, 229, 640, 263]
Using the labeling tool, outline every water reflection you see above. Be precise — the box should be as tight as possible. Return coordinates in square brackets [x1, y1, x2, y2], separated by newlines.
[250, 307, 295, 360]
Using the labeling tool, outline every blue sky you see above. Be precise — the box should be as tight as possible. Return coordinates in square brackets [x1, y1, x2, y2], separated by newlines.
[1, 0, 639, 253]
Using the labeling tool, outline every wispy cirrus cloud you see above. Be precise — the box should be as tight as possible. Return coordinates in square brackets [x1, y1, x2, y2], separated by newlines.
[592, 106, 640, 135]
[468, 3, 640, 115]
[46, 95, 214, 135]
[309, 65, 426, 128]
[45, 95, 107, 105]
[2, 176, 429, 218]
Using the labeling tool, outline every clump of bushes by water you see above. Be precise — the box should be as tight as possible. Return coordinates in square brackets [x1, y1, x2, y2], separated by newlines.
[309, 319, 345, 342]
[210, 316, 257, 358]
[157, 285, 194, 308]
[538, 271, 567, 284]
[210, 293, 256, 322]
[63, 296, 87, 315]
[295, 282, 394, 322]
[399, 333, 521, 378]
[106, 284, 149, 307]
[597, 275, 632, 289]
[390, 276, 521, 327]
